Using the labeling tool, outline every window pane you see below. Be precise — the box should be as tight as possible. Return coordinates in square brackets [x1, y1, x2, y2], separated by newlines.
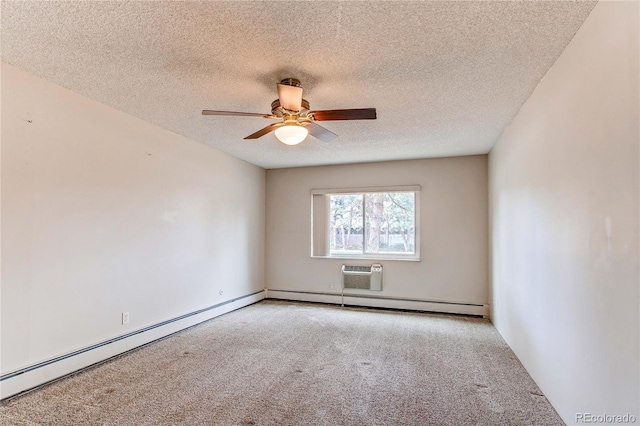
[329, 194, 363, 255]
[364, 192, 415, 254]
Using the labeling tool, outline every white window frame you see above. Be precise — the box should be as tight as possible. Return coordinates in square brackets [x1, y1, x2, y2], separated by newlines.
[311, 185, 421, 261]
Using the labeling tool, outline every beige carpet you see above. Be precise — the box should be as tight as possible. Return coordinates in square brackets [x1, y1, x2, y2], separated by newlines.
[0, 300, 563, 425]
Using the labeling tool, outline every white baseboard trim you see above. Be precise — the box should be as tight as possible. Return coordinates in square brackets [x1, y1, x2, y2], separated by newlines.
[266, 289, 489, 317]
[0, 290, 265, 400]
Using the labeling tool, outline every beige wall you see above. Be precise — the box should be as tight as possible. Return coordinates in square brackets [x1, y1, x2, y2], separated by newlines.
[1, 63, 265, 375]
[266, 156, 488, 306]
[489, 1, 639, 422]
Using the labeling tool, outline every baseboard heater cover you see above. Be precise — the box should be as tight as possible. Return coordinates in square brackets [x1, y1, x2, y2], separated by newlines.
[0, 290, 265, 400]
[266, 289, 489, 317]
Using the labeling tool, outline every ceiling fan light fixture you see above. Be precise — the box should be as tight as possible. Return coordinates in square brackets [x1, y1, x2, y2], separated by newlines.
[275, 123, 308, 145]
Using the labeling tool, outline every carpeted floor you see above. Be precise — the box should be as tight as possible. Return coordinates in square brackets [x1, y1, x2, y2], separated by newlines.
[0, 300, 563, 425]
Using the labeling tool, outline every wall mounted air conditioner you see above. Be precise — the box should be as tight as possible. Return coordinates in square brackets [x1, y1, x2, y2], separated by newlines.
[341, 264, 383, 291]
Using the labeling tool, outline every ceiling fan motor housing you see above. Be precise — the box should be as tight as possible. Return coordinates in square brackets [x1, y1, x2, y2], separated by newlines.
[271, 99, 310, 116]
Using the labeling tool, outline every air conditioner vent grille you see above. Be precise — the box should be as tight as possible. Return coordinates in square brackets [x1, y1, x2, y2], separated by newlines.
[343, 265, 372, 273]
[344, 274, 372, 289]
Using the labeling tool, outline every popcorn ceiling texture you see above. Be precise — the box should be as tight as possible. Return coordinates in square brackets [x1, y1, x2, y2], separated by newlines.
[1, 1, 596, 169]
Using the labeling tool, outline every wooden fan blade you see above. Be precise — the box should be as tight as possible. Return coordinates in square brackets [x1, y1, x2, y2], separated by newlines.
[202, 110, 272, 118]
[311, 108, 377, 121]
[277, 84, 303, 111]
[244, 123, 282, 139]
[304, 122, 338, 142]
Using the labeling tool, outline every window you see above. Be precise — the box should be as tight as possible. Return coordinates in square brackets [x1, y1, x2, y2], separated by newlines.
[311, 186, 420, 260]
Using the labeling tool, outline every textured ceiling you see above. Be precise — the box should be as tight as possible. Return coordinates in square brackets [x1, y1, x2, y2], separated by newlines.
[1, 1, 596, 169]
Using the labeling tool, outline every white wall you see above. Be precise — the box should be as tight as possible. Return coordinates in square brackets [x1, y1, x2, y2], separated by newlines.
[266, 156, 488, 311]
[1, 63, 265, 387]
[489, 2, 639, 423]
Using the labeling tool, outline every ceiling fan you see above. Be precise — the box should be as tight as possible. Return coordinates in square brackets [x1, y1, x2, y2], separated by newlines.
[202, 78, 376, 145]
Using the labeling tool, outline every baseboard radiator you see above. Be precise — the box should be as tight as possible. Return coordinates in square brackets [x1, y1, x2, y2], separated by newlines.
[342, 264, 383, 291]
[0, 290, 266, 401]
[266, 289, 489, 317]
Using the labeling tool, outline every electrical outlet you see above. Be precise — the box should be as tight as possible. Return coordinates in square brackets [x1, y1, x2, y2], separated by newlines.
[122, 312, 130, 324]
[219, 289, 224, 295]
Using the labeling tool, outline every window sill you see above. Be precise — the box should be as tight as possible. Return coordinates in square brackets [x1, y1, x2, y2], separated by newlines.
[311, 255, 421, 262]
